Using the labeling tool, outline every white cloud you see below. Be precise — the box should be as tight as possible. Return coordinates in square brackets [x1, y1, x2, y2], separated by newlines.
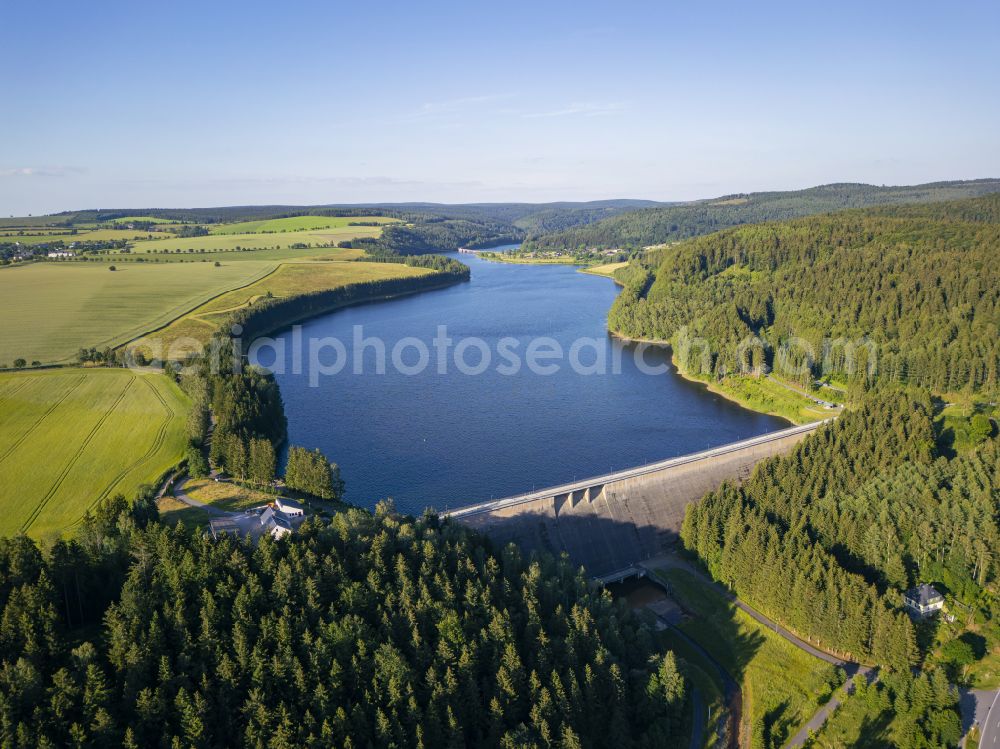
[0, 166, 85, 178]
[521, 101, 627, 119]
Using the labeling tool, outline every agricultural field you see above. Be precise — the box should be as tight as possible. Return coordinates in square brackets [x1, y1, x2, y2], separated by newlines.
[656, 567, 838, 749]
[100, 215, 176, 224]
[130, 260, 434, 355]
[0, 260, 276, 364]
[131, 225, 386, 253]
[116, 244, 365, 264]
[0, 228, 173, 244]
[208, 215, 398, 234]
[0, 368, 189, 538]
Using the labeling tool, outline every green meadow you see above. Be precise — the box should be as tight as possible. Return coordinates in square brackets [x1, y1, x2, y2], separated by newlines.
[0, 368, 189, 538]
[128, 225, 384, 253]
[130, 260, 433, 355]
[0, 261, 276, 364]
[208, 215, 398, 234]
[0, 228, 172, 244]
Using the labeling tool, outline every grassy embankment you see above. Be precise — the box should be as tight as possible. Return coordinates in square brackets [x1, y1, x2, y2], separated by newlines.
[0, 368, 189, 538]
[609, 329, 828, 425]
[655, 567, 838, 749]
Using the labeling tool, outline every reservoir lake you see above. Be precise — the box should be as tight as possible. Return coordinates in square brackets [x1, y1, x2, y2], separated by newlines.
[269, 252, 787, 514]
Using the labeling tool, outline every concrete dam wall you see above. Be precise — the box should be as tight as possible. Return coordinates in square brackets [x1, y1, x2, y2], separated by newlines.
[449, 421, 827, 578]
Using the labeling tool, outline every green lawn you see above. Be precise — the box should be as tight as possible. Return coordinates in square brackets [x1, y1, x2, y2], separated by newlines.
[208, 215, 397, 234]
[0, 260, 276, 364]
[656, 568, 836, 749]
[0, 369, 190, 538]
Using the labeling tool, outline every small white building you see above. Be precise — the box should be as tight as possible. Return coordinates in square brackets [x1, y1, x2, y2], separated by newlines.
[47, 250, 75, 258]
[275, 497, 305, 517]
[903, 584, 944, 617]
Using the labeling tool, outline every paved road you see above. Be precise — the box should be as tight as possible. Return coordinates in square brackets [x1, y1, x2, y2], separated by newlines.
[962, 688, 1000, 748]
[688, 688, 705, 749]
[641, 555, 876, 748]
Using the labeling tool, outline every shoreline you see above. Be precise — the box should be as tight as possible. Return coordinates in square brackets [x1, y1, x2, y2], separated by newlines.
[236, 276, 466, 347]
[608, 330, 821, 425]
[476, 252, 586, 267]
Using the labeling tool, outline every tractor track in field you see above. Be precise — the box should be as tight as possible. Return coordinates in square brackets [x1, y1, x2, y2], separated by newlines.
[89, 377, 176, 507]
[0, 374, 86, 466]
[0, 378, 30, 400]
[20, 375, 136, 534]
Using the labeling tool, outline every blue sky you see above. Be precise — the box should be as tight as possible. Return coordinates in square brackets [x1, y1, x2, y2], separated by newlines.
[2, 0, 998, 214]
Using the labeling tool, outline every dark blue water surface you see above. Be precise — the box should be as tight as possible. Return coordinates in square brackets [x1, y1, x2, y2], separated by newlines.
[270, 253, 787, 514]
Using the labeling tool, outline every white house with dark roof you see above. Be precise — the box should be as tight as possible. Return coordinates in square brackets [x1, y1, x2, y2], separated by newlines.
[259, 506, 296, 539]
[903, 583, 944, 617]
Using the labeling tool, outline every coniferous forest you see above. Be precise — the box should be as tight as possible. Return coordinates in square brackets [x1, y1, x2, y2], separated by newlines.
[608, 194, 1000, 392]
[524, 180, 1000, 251]
[680, 389, 996, 746]
[0, 503, 687, 748]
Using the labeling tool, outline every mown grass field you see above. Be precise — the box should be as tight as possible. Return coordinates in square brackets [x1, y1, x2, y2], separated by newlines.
[183, 479, 274, 510]
[656, 568, 835, 749]
[0, 369, 189, 537]
[130, 260, 434, 355]
[208, 215, 398, 234]
[0, 261, 276, 364]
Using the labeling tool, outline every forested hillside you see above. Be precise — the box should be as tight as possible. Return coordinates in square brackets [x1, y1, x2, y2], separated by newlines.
[525, 179, 1000, 251]
[684, 391, 998, 662]
[682, 390, 994, 746]
[0, 502, 688, 748]
[608, 193, 1000, 393]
